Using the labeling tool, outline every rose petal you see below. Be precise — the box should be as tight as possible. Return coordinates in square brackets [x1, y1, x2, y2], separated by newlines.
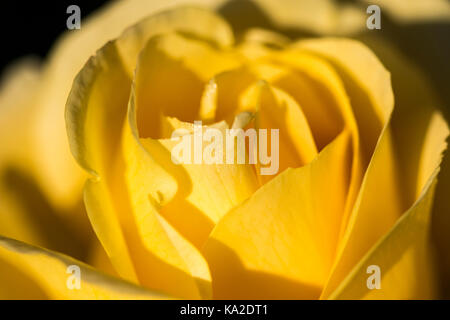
[120, 121, 212, 299]
[0, 61, 90, 259]
[295, 39, 406, 298]
[250, 80, 318, 176]
[66, 6, 237, 299]
[330, 167, 441, 299]
[0, 235, 172, 299]
[200, 67, 257, 124]
[32, 0, 228, 209]
[359, 0, 450, 23]
[133, 32, 239, 139]
[354, 37, 450, 297]
[203, 130, 352, 299]
[140, 126, 260, 247]
[0, 60, 44, 246]
[245, 0, 366, 35]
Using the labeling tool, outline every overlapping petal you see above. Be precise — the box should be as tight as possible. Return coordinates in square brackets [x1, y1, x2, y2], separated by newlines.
[66, 6, 244, 299]
[204, 130, 352, 298]
[60, 2, 450, 301]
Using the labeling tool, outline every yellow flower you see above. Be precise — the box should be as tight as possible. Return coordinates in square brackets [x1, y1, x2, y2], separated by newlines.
[0, 0, 449, 299]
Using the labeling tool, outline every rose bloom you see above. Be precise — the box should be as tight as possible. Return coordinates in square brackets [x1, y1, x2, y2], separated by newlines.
[0, 0, 449, 300]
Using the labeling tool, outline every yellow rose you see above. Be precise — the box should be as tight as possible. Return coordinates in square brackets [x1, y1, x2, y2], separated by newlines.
[0, 0, 449, 300]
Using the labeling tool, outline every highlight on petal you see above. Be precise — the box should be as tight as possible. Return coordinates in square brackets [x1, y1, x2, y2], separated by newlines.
[0, 236, 172, 300]
[203, 130, 352, 299]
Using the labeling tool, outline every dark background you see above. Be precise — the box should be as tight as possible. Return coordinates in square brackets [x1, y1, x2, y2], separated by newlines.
[0, 1, 108, 73]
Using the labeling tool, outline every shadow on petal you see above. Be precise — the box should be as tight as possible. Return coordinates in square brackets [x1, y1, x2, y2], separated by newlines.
[0, 166, 93, 261]
[205, 239, 322, 299]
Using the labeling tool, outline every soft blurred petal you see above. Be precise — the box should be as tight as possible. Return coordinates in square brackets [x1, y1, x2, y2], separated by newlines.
[0, 235, 172, 299]
[360, 0, 450, 23]
[0, 60, 93, 260]
[0, 60, 43, 245]
[221, 0, 366, 36]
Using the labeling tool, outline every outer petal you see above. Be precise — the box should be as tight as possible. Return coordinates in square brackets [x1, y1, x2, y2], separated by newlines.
[203, 130, 352, 299]
[0, 59, 40, 175]
[330, 167, 442, 299]
[299, 38, 449, 300]
[0, 60, 92, 260]
[0, 60, 43, 246]
[354, 35, 450, 297]
[0, 236, 171, 299]
[360, 0, 450, 23]
[66, 6, 235, 299]
[32, 0, 228, 210]
[228, 0, 366, 35]
[293, 38, 397, 293]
